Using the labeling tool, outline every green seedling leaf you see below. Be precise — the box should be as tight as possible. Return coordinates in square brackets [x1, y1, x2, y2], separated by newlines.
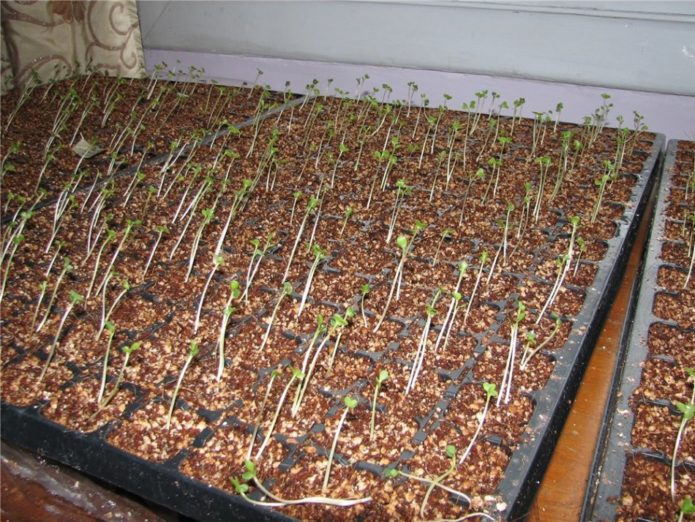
[242, 460, 257, 481]
[483, 382, 498, 399]
[384, 468, 399, 479]
[231, 477, 249, 494]
[68, 290, 83, 304]
[123, 341, 141, 355]
[189, 341, 200, 358]
[396, 235, 408, 251]
[361, 283, 371, 296]
[680, 496, 695, 514]
[445, 445, 456, 459]
[377, 369, 389, 384]
[344, 396, 358, 409]
[675, 401, 695, 421]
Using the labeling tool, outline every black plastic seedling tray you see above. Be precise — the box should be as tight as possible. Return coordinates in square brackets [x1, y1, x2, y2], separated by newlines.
[1, 87, 664, 520]
[584, 139, 693, 521]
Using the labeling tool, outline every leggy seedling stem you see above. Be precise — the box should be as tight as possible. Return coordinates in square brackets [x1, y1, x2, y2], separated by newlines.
[166, 341, 199, 430]
[37, 257, 74, 332]
[194, 255, 224, 333]
[536, 216, 580, 324]
[463, 251, 489, 325]
[296, 243, 327, 319]
[94, 341, 141, 415]
[38, 290, 83, 383]
[671, 368, 695, 501]
[283, 195, 319, 281]
[258, 282, 293, 352]
[498, 302, 526, 406]
[247, 367, 280, 459]
[217, 280, 241, 381]
[520, 314, 561, 370]
[370, 369, 389, 441]
[461, 382, 498, 465]
[420, 444, 457, 518]
[327, 307, 356, 369]
[406, 288, 442, 395]
[142, 225, 169, 279]
[374, 221, 427, 332]
[255, 367, 303, 460]
[434, 261, 468, 352]
[96, 322, 117, 404]
[322, 396, 358, 494]
[232, 458, 370, 507]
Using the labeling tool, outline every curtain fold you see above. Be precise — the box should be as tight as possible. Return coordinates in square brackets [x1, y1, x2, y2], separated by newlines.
[1, 0, 145, 93]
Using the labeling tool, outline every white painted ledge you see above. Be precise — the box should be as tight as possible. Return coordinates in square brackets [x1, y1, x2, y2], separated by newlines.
[144, 48, 695, 141]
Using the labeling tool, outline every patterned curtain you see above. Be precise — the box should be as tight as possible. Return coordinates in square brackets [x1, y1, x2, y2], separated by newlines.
[1, 0, 145, 92]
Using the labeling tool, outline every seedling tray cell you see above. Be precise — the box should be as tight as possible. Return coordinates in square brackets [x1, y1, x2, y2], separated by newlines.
[1, 76, 664, 520]
[585, 139, 695, 522]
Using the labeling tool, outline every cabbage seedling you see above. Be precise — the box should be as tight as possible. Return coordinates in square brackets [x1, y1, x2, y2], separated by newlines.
[283, 195, 320, 281]
[0, 232, 23, 306]
[536, 216, 580, 324]
[142, 225, 169, 279]
[37, 257, 74, 332]
[432, 228, 454, 267]
[338, 206, 353, 236]
[232, 456, 370, 507]
[434, 261, 468, 352]
[247, 367, 280, 459]
[327, 307, 356, 368]
[241, 234, 275, 305]
[370, 369, 389, 441]
[406, 288, 442, 395]
[291, 314, 326, 416]
[194, 254, 224, 333]
[678, 496, 695, 522]
[386, 179, 411, 244]
[359, 283, 371, 327]
[498, 302, 526, 406]
[289, 190, 303, 225]
[671, 368, 695, 500]
[374, 221, 427, 332]
[217, 280, 241, 381]
[258, 282, 293, 352]
[96, 273, 130, 339]
[463, 250, 489, 325]
[215, 178, 254, 256]
[166, 341, 199, 430]
[322, 396, 358, 494]
[457, 382, 498, 468]
[95, 219, 141, 297]
[532, 156, 552, 222]
[96, 322, 117, 403]
[38, 290, 83, 383]
[255, 367, 303, 460]
[420, 444, 457, 518]
[185, 207, 215, 281]
[296, 243, 327, 319]
[95, 340, 141, 414]
[520, 314, 561, 370]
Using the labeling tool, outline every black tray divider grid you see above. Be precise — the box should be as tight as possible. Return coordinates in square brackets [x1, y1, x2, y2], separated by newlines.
[497, 133, 664, 519]
[1, 91, 666, 521]
[583, 139, 687, 521]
